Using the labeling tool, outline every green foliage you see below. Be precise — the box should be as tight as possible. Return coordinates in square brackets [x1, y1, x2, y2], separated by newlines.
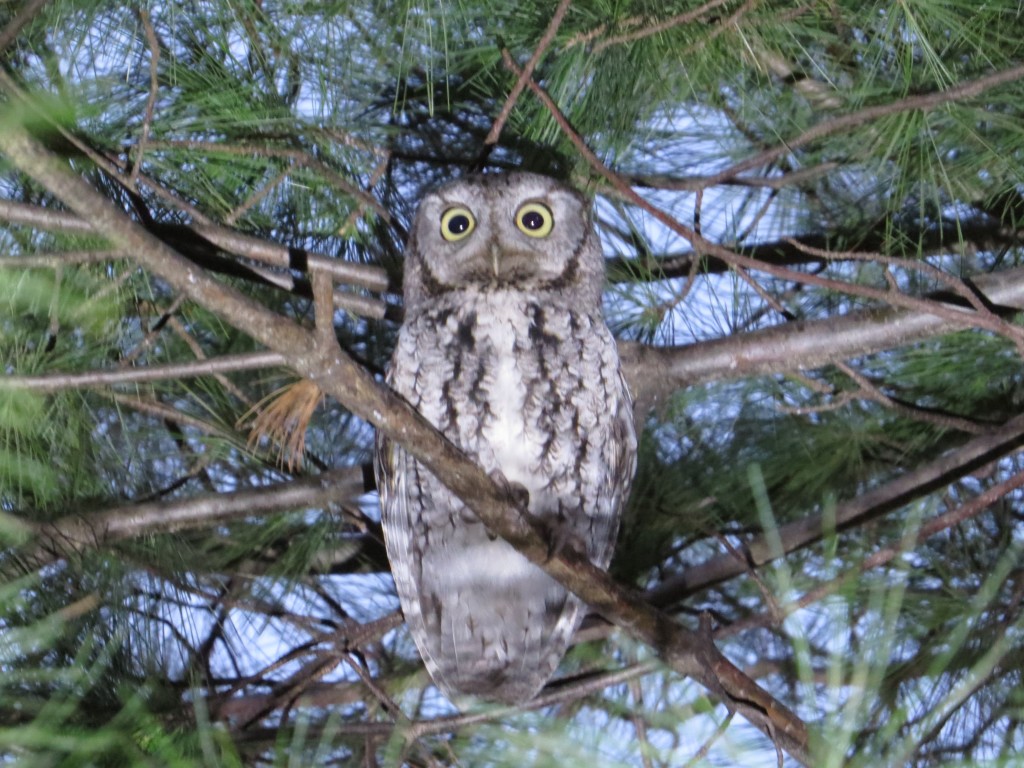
[1, 0, 1023, 765]
[0, 268, 118, 336]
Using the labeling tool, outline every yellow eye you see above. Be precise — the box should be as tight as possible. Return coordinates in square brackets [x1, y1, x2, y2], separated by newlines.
[514, 202, 554, 238]
[440, 206, 476, 242]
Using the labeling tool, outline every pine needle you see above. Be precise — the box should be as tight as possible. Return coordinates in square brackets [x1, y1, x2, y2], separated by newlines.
[237, 379, 325, 471]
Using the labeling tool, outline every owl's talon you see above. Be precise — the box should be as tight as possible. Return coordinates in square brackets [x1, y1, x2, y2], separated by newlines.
[478, 470, 530, 541]
[534, 516, 588, 563]
[488, 469, 530, 510]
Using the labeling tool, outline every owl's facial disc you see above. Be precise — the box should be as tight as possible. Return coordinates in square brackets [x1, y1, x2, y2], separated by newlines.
[406, 174, 600, 304]
[431, 201, 561, 287]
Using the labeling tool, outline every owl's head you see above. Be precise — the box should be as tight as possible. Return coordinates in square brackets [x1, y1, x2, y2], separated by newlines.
[402, 173, 605, 313]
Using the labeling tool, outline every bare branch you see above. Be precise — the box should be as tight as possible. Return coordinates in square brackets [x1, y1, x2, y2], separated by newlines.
[649, 412, 1024, 606]
[26, 466, 365, 565]
[623, 262, 1024, 407]
[0, 351, 285, 392]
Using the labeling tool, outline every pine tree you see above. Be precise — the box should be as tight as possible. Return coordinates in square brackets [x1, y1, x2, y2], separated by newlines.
[1, 1, 1023, 765]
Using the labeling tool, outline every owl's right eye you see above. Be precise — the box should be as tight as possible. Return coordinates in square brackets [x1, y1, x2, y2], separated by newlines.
[440, 207, 476, 242]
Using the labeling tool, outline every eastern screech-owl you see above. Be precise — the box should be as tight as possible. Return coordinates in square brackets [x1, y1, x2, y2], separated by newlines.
[375, 172, 637, 705]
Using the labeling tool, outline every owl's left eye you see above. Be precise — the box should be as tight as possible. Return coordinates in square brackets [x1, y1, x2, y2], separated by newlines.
[515, 202, 554, 238]
[440, 206, 476, 242]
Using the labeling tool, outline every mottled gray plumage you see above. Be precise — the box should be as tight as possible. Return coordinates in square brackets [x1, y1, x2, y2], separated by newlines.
[375, 172, 637, 705]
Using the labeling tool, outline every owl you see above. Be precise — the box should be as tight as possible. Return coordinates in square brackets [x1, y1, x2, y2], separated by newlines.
[374, 172, 637, 705]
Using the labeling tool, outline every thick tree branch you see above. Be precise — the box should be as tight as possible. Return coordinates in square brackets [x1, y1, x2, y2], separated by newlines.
[0, 120, 812, 766]
[623, 263, 1024, 407]
[4, 261, 1024, 411]
[0, 198, 391, 307]
[649, 412, 1024, 606]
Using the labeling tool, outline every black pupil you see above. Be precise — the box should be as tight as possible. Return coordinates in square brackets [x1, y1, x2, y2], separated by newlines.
[447, 214, 470, 234]
[522, 210, 545, 230]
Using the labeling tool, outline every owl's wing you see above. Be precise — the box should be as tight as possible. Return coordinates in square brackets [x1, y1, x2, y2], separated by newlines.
[578, 357, 639, 571]
[612, 367, 639, 500]
[374, 431, 453, 693]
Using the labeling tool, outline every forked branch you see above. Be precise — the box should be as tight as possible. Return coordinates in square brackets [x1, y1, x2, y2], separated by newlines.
[0, 119, 813, 766]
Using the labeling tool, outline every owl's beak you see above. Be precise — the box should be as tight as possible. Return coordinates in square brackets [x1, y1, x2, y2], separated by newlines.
[490, 242, 501, 278]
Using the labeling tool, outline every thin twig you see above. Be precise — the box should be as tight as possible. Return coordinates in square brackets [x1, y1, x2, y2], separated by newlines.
[131, 9, 160, 189]
[0, 249, 131, 267]
[627, 677, 655, 768]
[225, 166, 293, 225]
[0, 0, 50, 53]
[683, 710, 735, 766]
[719, 466, 1024, 638]
[625, 163, 838, 192]
[484, 0, 574, 145]
[0, 197, 390, 298]
[784, 237, 1024, 355]
[674, 0, 760, 62]
[565, 0, 732, 53]
[0, 351, 286, 392]
[648, 412, 1024, 607]
[701, 62, 1024, 188]
[27, 465, 366, 566]
[834, 361, 988, 435]
[166, 315, 251, 403]
[146, 139, 390, 220]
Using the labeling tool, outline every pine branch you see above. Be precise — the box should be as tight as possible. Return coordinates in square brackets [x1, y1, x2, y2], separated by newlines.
[624, 262, 1024, 407]
[701, 62, 1024, 188]
[0, 113, 813, 768]
[648, 412, 1024, 606]
[24, 466, 365, 566]
[0, 198, 391, 299]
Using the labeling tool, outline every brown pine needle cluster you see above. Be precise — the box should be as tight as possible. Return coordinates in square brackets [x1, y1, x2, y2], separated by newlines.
[238, 379, 324, 471]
